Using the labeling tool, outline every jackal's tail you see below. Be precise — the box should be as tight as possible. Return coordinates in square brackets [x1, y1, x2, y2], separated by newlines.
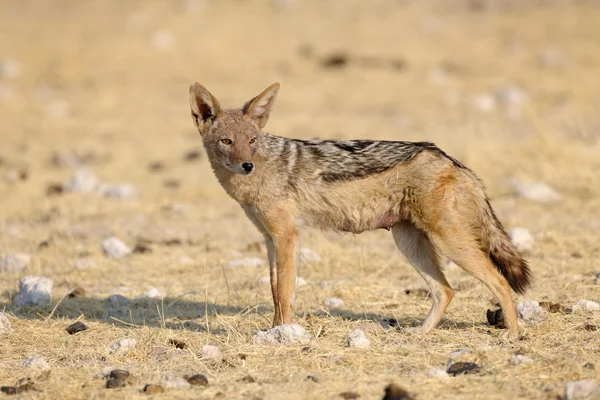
[479, 198, 531, 294]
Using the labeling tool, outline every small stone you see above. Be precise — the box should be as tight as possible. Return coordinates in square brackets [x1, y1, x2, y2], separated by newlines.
[446, 362, 480, 376]
[109, 370, 130, 380]
[105, 377, 126, 389]
[108, 338, 137, 354]
[383, 383, 413, 400]
[583, 363, 595, 370]
[324, 297, 344, 308]
[564, 380, 599, 400]
[66, 321, 88, 335]
[142, 288, 164, 299]
[509, 355, 533, 365]
[572, 299, 600, 312]
[253, 324, 311, 345]
[340, 392, 361, 399]
[348, 329, 370, 349]
[143, 384, 165, 394]
[102, 184, 137, 200]
[13, 276, 53, 307]
[516, 300, 546, 325]
[107, 294, 131, 307]
[20, 356, 50, 371]
[64, 169, 100, 193]
[46, 183, 64, 196]
[426, 368, 449, 378]
[0, 312, 13, 333]
[68, 286, 86, 298]
[306, 375, 319, 383]
[74, 258, 95, 269]
[300, 248, 321, 263]
[160, 375, 191, 390]
[201, 344, 221, 360]
[495, 85, 527, 107]
[168, 339, 186, 349]
[102, 237, 131, 259]
[470, 93, 497, 113]
[185, 374, 208, 386]
[224, 257, 264, 268]
[0, 253, 30, 272]
[296, 277, 308, 287]
[508, 228, 535, 253]
[509, 179, 561, 204]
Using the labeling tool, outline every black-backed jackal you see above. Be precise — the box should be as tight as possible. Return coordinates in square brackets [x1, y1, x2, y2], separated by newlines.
[188, 82, 531, 338]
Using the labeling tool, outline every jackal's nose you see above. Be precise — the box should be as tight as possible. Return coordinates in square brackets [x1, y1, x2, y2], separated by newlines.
[242, 162, 254, 173]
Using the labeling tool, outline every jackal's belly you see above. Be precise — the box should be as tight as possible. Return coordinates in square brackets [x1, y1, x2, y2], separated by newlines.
[299, 205, 403, 234]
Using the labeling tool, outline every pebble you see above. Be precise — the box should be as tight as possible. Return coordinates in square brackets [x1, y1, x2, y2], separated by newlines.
[141, 288, 164, 299]
[516, 300, 546, 325]
[0, 253, 30, 272]
[102, 184, 138, 200]
[0, 312, 13, 333]
[107, 294, 131, 307]
[324, 297, 344, 308]
[572, 299, 600, 313]
[12, 276, 53, 307]
[224, 257, 264, 268]
[201, 344, 221, 360]
[470, 93, 497, 113]
[348, 329, 370, 349]
[66, 322, 88, 335]
[185, 374, 208, 386]
[508, 227, 535, 253]
[20, 356, 50, 371]
[102, 237, 131, 259]
[108, 338, 137, 354]
[160, 375, 191, 390]
[564, 380, 599, 400]
[143, 384, 165, 394]
[446, 362, 480, 376]
[508, 178, 561, 203]
[64, 169, 100, 193]
[300, 248, 321, 263]
[426, 368, 449, 378]
[253, 324, 311, 345]
[509, 354, 533, 365]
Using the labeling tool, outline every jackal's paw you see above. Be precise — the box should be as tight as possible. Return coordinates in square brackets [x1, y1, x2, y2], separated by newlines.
[500, 329, 520, 342]
[402, 326, 427, 335]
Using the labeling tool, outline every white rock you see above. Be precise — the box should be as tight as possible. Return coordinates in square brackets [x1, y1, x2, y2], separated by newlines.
[572, 299, 600, 313]
[102, 237, 131, 259]
[296, 277, 307, 287]
[201, 344, 221, 360]
[426, 368, 450, 378]
[509, 179, 561, 203]
[107, 294, 131, 307]
[64, 169, 100, 193]
[0, 253, 30, 272]
[160, 375, 191, 389]
[470, 93, 497, 113]
[495, 85, 527, 107]
[224, 257, 264, 268]
[0, 312, 13, 333]
[13, 276, 53, 306]
[102, 184, 138, 200]
[108, 338, 137, 354]
[449, 349, 473, 360]
[253, 324, 311, 345]
[142, 288, 164, 299]
[300, 248, 321, 263]
[509, 354, 534, 365]
[564, 380, 599, 400]
[516, 300, 546, 326]
[324, 297, 344, 308]
[348, 329, 370, 349]
[20, 356, 50, 371]
[151, 30, 174, 51]
[508, 228, 535, 253]
[74, 258, 95, 269]
[0, 58, 22, 79]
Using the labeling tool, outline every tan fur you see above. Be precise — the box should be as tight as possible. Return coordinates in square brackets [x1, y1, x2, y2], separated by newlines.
[188, 82, 531, 338]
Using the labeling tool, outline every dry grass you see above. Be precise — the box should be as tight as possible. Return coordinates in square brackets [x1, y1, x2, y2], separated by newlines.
[1, 0, 599, 399]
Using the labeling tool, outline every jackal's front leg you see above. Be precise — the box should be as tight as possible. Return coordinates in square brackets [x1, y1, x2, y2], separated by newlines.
[266, 226, 298, 326]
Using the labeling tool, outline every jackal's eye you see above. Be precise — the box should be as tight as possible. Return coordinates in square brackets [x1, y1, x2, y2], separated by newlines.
[220, 138, 232, 145]
[249, 137, 256, 144]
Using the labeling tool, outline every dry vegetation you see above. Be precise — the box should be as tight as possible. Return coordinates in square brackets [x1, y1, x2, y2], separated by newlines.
[1, 0, 599, 399]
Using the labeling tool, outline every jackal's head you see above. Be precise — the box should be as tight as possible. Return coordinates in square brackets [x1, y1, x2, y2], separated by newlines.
[188, 82, 279, 176]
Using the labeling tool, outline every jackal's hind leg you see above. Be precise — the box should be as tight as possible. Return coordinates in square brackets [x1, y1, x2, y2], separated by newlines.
[392, 221, 454, 333]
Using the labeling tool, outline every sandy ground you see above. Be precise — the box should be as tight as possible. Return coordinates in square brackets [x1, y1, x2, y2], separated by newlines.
[1, 0, 599, 399]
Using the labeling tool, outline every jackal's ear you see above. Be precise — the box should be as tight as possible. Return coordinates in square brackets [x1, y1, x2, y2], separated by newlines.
[189, 83, 221, 134]
[242, 83, 280, 129]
